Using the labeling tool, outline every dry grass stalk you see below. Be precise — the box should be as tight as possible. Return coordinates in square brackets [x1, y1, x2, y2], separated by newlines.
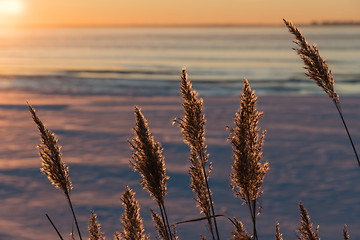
[118, 185, 148, 240]
[229, 78, 269, 240]
[174, 68, 219, 240]
[46, 213, 64, 240]
[283, 19, 360, 167]
[343, 225, 349, 240]
[28, 104, 83, 240]
[297, 202, 319, 240]
[89, 211, 105, 240]
[275, 222, 284, 240]
[128, 106, 173, 240]
[231, 218, 251, 240]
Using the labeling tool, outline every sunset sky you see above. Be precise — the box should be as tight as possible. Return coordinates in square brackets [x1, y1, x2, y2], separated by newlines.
[0, 0, 360, 27]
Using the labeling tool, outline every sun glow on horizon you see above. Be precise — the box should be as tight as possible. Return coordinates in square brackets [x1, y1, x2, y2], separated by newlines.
[0, 0, 24, 15]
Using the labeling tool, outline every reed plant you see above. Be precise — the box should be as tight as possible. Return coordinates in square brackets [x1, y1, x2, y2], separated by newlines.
[228, 78, 269, 240]
[283, 19, 360, 167]
[28, 20, 356, 239]
[28, 104, 82, 240]
[174, 68, 219, 240]
[128, 106, 174, 240]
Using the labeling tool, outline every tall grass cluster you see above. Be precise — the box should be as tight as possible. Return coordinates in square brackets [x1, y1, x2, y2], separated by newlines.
[28, 20, 358, 239]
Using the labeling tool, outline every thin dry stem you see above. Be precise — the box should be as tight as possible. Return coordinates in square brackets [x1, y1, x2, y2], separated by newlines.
[45, 213, 64, 240]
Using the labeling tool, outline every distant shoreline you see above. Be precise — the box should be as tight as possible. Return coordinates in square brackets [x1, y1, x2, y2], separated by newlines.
[5, 21, 360, 29]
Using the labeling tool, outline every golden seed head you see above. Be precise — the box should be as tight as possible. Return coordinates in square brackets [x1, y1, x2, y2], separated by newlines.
[28, 104, 72, 194]
[229, 79, 269, 208]
[297, 202, 320, 240]
[283, 19, 339, 104]
[231, 218, 251, 240]
[119, 186, 148, 240]
[128, 106, 168, 203]
[175, 69, 213, 220]
[88, 211, 105, 240]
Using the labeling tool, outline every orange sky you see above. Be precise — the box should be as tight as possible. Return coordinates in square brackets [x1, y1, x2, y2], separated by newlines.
[1, 0, 360, 27]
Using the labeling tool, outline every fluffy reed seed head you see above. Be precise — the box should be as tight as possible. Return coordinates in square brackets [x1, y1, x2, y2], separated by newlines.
[175, 68, 208, 156]
[119, 185, 148, 240]
[229, 79, 269, 205]
[188, 151, 212, 217]
[128, 106, 168, 203]
[151, 209, 167, 240]
[297, 202, 319, 240]
[114, 233, 121, 240]
[231, 218, 251, 240]
[343, 225, 349, 240]
[275, 222, 284, 240]
[28, 104, 72, 194]
[283, 19, 339, 104]
[174, 68, 213, 219]
[88, 211, 105, 240]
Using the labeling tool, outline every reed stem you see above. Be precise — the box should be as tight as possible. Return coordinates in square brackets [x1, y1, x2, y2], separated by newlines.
[199, 150, 220, 240]
[246, 196, 258, 240]
[45, 213, 64, 240]
[334, 102, 360, 167]
[65, 192, 83, 240]
[158, 202, 173, 240]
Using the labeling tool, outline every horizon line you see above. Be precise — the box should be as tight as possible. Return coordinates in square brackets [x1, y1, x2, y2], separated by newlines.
[4, 21, 360, 29]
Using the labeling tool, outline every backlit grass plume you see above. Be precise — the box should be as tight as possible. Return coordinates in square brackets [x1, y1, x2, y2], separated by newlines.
[118, 185, 148, 240]
[231, 218, 251, 240]
[283, 19, 338, 103]
[128, 106, 173, 240]
[88, 211, 105, 240]
[174, 68, 219, 240]
[129, 106, 168, 203]
[28, 104, 82, 240]
[275, 222, 284, 240]
[297, 202, 319, 240]
[283, 19, 360, 167]
[228, 78, 269, 240]
[28, 104, 71, 194]
[343, 225, 349, 240]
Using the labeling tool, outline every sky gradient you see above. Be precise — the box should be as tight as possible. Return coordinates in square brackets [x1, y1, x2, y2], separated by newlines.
[1, 0, 360, 27]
